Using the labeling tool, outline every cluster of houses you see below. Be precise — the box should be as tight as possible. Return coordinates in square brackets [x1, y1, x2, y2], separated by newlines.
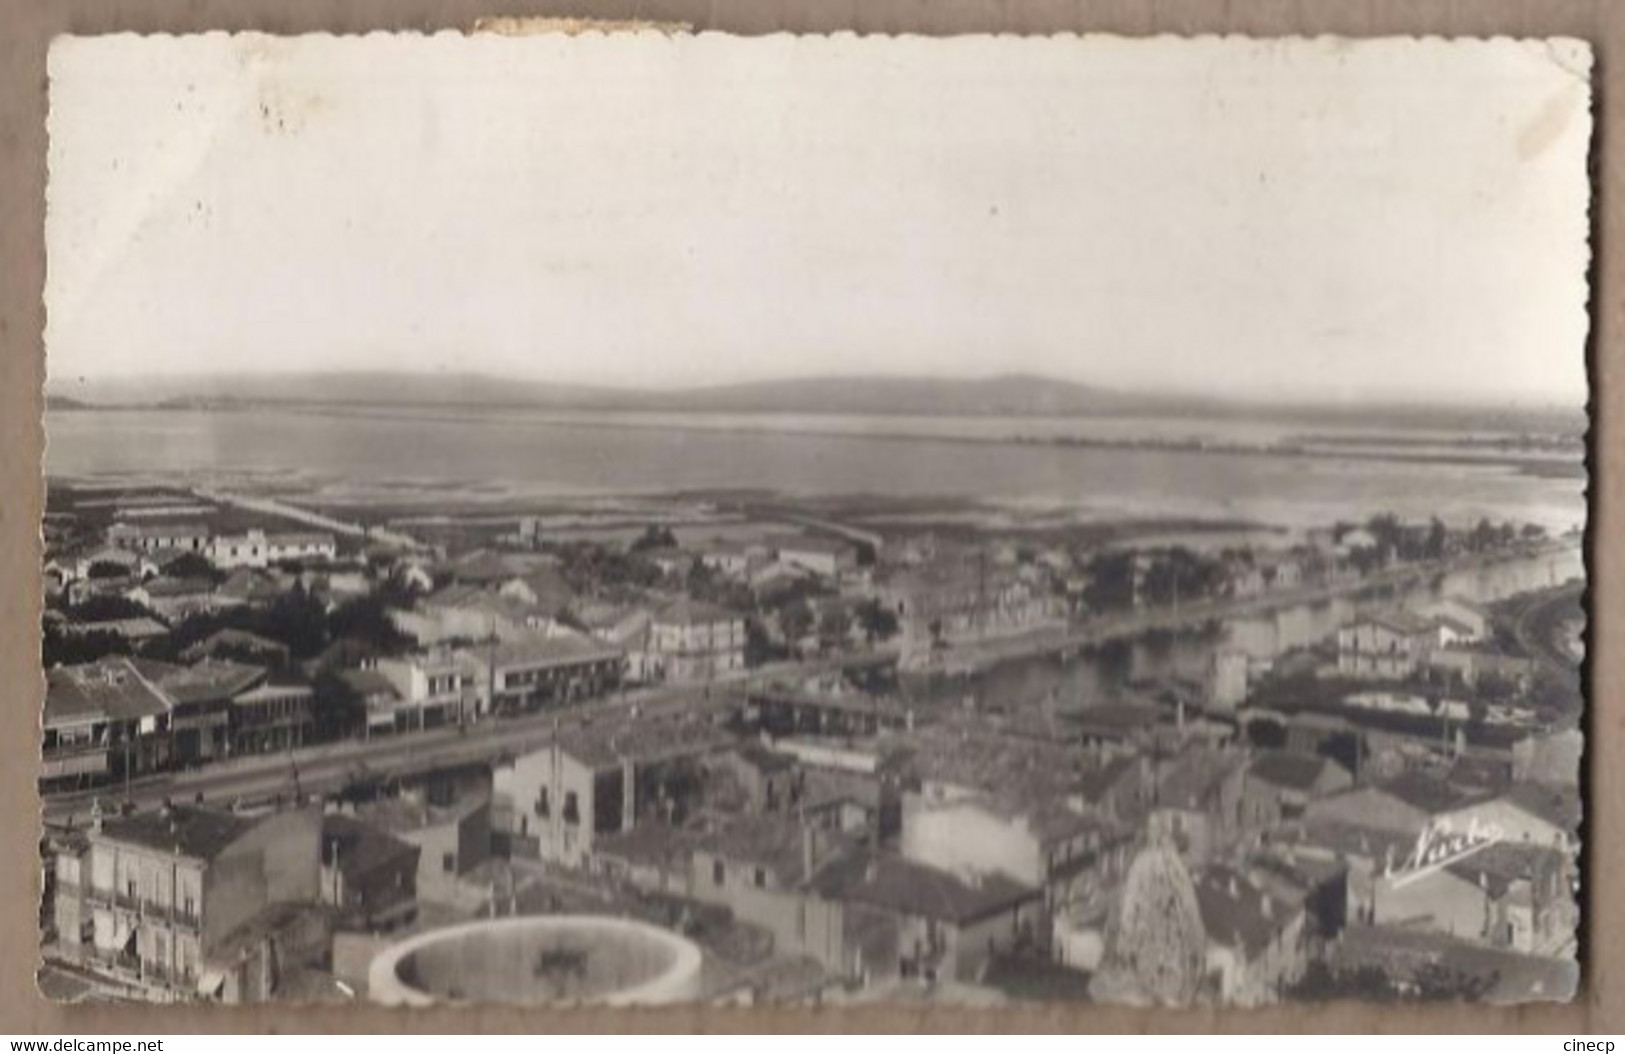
[41, 647, 1579, 1006]
[1335, 597, 1535, 688]
[37, 489, 1582, 1006]
[46, 763, 497, 1002]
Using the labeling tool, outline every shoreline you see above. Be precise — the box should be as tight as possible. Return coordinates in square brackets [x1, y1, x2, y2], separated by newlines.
[46, 402, 1586, 482]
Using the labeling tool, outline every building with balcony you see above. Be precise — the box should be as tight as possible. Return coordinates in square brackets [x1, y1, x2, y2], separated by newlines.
[56, 803, 321, 1000]
[462, 633, 625, 716]
[40, 659, 173, 791]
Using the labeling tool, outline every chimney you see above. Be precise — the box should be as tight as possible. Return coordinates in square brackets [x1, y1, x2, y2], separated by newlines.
[802, 824, 815, 881]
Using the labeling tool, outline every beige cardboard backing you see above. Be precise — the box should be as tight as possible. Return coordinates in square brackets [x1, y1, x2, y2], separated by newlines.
[1, 0, 1617, 1034]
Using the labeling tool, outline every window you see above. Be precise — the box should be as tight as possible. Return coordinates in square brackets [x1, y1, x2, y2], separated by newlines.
[442, 852, 456, 873]
[712, 860, 726, 887]
[535, 788, 550, 818]
[753, 867, 766, 889]
[562, 791, 580, 826]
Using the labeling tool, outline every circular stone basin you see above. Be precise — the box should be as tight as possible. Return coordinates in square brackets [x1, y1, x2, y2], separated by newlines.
[367, 915, 704, 1007]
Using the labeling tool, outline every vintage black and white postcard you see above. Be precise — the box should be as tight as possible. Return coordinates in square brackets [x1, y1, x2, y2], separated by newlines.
[38, 31, 1590, 1009]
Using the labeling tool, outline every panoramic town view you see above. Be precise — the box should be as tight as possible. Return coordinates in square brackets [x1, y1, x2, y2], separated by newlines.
[37, 34, 1589, 1010]
[36, 387, 1588, 1007]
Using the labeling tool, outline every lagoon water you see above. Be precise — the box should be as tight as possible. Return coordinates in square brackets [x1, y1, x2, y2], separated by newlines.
[45, 407, 1587, 536]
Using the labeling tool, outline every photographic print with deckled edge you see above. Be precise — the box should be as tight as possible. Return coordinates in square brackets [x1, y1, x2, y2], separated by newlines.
[37, 31, 1590, 1009]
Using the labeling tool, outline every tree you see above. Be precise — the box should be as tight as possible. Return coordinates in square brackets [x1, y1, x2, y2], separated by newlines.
[1366, 511, 1401, 542]
[327, 594, 413, 656]
[86, 560, 131, 580]
[1139, 547, 1222, 607]
[157, 551, 221, 582]
[629, 524, 678, 553]
[743, 618, 785, 667]
[780, 599, 814, 644]
[42, 626, 130, 667]
[854, 599, 899, 644]
[311, 668, 366, 742]
[1425, 517, 1448, 561]
[257, 583, 330, 659]
[1085, 551, 1137, 612]
[817, 604, 850, 648]
[66, 594, 154, 623]
[1244, 719, 1287, 750]
[685, 559, 717, 598]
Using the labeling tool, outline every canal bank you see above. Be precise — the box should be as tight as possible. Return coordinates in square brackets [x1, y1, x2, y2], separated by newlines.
[905, 540, 1584, 713]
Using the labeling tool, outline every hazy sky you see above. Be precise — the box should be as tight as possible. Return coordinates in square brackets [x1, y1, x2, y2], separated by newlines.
[47, 33, 1592, 405]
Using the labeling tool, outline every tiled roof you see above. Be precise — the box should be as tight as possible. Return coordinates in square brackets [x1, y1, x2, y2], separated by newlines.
[62, 617, 169, 640]
[1194, 865, 1297, 959]
[321, 814, 420, 880]
[216, 569, 284, 602]
[182, 628, 289, 661]
[591, 823, 696, 870]
[1156, 747, 1247, 810]
[655, 598, 741, 627]
[1379, 770, 1484, 815]
[813, 851, 1039, 925]
[555, 713, 730, 769]
[1500, 782, 1582, 833]
[1292, 818, 1415, 862]
[906, 718, 1078, 803]
[45, 658, 172, 725]
[1358, 608, 1437, 637]
[338, 668, 398, 698]
[136, 658, 266, 706]
[1248, 751, 1340, 793]
[1072, 754, 1142, 801]
[98, 804, 252, 861]
[444, 550, 518, 583]
[1065, 702, 1165, 738]
[692, 814, 814, 884]
[138, 576, 216, 598]
[773, 535, 854, 556]
[484, 633, 623, 671]
[733, 741, 798, 774]
[1445, 842, 1565, 900]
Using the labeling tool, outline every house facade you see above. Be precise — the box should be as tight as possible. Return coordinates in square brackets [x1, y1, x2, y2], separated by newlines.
[55, 805, 321, 1000]
[646, 600, 746, 682]
[207, 530, 337, 570]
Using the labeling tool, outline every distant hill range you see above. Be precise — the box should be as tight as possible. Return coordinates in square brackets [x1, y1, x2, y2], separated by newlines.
[50, 371, 1170, 415]
[46, 370, 1585, 434]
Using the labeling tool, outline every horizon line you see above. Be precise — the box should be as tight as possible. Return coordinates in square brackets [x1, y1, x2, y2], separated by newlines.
[44, 366, 1587, 413]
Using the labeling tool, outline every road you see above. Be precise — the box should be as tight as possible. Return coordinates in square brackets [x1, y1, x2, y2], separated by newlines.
[1507, 581, 1586, 679]
[40, 649, 891, 825]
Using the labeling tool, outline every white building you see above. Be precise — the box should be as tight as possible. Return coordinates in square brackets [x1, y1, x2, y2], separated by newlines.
[646, 599, 746, 683]
[207, 530, 337, 570]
